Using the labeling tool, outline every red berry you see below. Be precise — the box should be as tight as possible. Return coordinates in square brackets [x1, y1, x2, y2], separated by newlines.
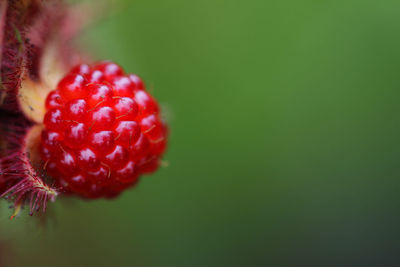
[45, 90, 63, 109]
[71, 64, 91, 76]
[151, 132, 167, 156]
[111, 76, 135, 97]
[64, 99, 88, 122]
[58, 74, 87, 101]
[94, 61, 123, 80]
[90, 106, 116, 130]
[40, 145, 52, 160]
[44, 108, 64, 131]
[40, 61, 168, 198]
[113, 97, 138, 120]
[134, 90, 159, 115]
[114, 161, 138, 183]
[64, 123, 87, 149]
[140, 114, 164, 142]
[87, 70, 105, 84]
[128, 74, 145, 90]
[89, 130, 115, 155]
[87, 84, 113, 108]
[87, 184, 105, 198]
[41, 130, 63, 150]
[67, 174, 88, 193]
[46, 161, 60, 178]
[87, 165, 110, 185]
[115, 121, 140, 146]
[103, 145, 129, 169]
[77, 147, 100, 171]
[139, 157, 159, 174]
[131, 133, 150, 160]
[57, 151, 79, 176]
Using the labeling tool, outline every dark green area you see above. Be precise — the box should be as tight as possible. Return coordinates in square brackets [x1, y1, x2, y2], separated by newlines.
[3, 0, 400, 266]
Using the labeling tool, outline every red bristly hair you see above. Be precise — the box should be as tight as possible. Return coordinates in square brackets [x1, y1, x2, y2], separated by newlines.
[0, 112, 58, 218]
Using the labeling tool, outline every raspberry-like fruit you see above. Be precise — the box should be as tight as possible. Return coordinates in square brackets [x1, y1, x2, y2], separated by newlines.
[40, 61, 167, 198]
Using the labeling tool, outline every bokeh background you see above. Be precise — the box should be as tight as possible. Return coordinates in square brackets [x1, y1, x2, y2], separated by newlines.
[2, 0, 400, 266]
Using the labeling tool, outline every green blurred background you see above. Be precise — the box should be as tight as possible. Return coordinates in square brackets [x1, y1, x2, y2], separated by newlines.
[3, 0, 400, 266]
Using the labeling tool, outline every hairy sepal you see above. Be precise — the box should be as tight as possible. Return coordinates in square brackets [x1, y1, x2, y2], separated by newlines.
[0, 0, 41, 112]
[0, 115, 58, 218]
[19, 38, 68, 123]
[0, 0, 82, 122]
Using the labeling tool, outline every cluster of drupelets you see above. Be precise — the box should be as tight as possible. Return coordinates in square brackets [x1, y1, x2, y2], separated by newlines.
[40, 61, 167, 199]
